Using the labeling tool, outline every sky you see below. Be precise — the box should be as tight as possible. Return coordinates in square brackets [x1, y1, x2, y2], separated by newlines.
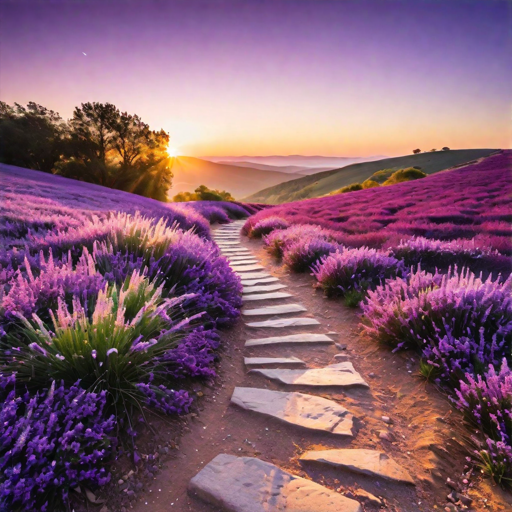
[0, 0, 511, 157]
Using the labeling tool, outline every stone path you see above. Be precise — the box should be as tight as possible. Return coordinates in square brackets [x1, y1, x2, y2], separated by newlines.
[189, 220, 415, 511]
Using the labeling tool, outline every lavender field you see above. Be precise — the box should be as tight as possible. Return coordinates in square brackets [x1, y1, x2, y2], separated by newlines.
[244, 151, 512, 487]
[0, 164, 257, 510]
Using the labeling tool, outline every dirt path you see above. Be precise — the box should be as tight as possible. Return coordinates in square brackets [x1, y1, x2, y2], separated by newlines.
[129, 224, 511, 512]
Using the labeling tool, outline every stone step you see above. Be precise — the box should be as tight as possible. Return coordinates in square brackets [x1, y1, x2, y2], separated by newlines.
[241, 276, 280, 286]
[300, 449, 415, 485]
[231, 387, 356, 437]
[250, 362, 369, 388]
[246, 317, 320, 328]
[230, 259, 259, 265]
[243, 292, 293, 302]
[245, 333, 334, 347]
[228, 256, 257, 262]
[244, 356, 305, 367]
[217, 241, 242, 246]
[188, 454, 362, 512]
[242, 283, 287, 294]
[236, 272, 271, 280]
[231, 264, 265, 272]
[242, 304, 306, 316]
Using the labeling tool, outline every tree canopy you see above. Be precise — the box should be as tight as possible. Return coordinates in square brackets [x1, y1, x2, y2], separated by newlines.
[172, 185, 235, 202]
[0, 101, 173, 201]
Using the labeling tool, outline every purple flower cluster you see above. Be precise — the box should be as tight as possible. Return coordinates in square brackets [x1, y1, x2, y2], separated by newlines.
[283, 238, 339, 272]
[312, 247, 406, 297]
[0, 376, 115, 512]
[247, 216, 290, 238]
[454, 360, 512, 483]
[263, 224, 335, 257]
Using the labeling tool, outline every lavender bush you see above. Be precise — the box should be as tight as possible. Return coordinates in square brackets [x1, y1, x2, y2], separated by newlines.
[248, 216, 289, 238]
[0, 375, 115, 512]
[312, 247, 405, 298]
[283, 238, 338, 272]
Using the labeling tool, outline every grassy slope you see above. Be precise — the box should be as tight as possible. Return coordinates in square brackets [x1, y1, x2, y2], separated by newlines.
[170, 156, 303, 199]
[243, 149, 498, 204]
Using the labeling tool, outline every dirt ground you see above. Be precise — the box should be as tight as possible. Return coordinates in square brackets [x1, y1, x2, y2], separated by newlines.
[117, 236, 512, 512]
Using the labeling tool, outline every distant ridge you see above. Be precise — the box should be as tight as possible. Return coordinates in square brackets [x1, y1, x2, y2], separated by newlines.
[242, 149, 498, 204]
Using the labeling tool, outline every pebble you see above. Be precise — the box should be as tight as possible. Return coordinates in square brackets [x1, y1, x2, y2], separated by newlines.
[118, 479, 124, 485]
[335, 343, 347, 350]
[378, 430, 394, 441]
[382, 415, 391, 424]
[446, 477, 458, 490]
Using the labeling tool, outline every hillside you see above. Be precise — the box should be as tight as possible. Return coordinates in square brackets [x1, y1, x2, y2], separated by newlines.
[170, 157, 302, 199]
[243, 149, 499, 204]
[215, 161, 332, 174]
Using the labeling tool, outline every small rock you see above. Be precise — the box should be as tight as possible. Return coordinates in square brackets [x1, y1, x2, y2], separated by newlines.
[335, 343, 347, 350]
[368, 372, 375, 378]
[354, 488, 382, 506]
[381, 415, 391, 424]
[118, 479, 124, 485]
[446, 477, 458, 490]
[100, 506, 109, 512]
[378, 430, 394, 442]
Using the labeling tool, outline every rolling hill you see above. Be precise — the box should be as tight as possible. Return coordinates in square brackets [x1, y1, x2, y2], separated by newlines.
[243, 149, 499, 204]
[169, 157, 302, 199]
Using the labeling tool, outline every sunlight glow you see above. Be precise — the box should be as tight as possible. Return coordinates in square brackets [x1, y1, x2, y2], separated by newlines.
[167, 147, 179, 158]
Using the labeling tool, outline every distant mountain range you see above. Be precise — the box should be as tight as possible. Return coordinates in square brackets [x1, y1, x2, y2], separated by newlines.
[169, 157, 303, 200]
[202, 155, 387, 170]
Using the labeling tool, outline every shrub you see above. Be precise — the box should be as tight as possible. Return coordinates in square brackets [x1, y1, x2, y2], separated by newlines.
[362, 267, 512, 379]
[362, 180, 379, 189]
[332, 183, 363, 195]
[249, 216, 289, 238]
[263, 224, 334, 258]
[390, 236, 502, 273]
[454, 360, 512, 484]
[0, 375, 115, 512]
[311, 247, 405, 298]
[382, 167, 427, 185]
[1, 272, 197, 419]
[282, 239, 338, 272]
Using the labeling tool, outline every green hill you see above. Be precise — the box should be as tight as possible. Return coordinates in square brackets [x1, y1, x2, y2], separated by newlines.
[242, 149, 498, 204]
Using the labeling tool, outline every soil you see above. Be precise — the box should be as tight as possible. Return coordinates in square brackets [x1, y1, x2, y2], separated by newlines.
[100, 235, 511, 512]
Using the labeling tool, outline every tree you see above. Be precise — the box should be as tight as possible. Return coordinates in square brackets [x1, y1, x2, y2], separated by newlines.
[430, 149, 437, 152]
[413, 149, 421, 154]
[172, 185, 235, 202]
[442, 147, 450, 151]
[57, 102, 173, 200]
[0, 101, 66, 173]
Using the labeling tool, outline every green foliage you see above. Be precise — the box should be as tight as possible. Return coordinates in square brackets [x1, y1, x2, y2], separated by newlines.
[362, 179, 380, 189]
[419, 358, 441, 382]
[0, 101, 173, 201]
[1, 272, 191, 418]
[332, 183, 363, 195]
[382, 167, 427, 185]
[173, 184, 234, 202]
[368, 168, 396, 184]
[343, 289, 366, 307]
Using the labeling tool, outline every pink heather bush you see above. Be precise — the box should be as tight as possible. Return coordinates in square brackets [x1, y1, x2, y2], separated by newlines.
[263, 224, 335, 257]
[283, 238, 339, 272]
[247, 216, 290, 238]
[312, 247, 405, 297]
[244, 151, 512, 255]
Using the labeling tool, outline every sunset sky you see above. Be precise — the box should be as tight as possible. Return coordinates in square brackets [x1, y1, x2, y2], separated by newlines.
[1, 0, 510, 157]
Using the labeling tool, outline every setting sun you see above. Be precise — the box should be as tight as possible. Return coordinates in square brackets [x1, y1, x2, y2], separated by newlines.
[167, 147, 179, 158]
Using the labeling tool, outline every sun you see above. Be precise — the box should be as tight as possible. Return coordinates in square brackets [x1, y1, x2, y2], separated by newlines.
[167, 147, 179, 158]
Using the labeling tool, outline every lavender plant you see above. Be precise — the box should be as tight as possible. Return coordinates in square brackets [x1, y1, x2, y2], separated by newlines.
[0, 374, 115, 512]
[283, 238, 339, 272]
[312, 247, 405, 298]
[248, 216, 290, 238]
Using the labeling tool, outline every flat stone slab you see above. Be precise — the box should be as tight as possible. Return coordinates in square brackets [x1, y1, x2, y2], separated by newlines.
[243, 292, 293, 302]
[221, 250, 251, 255]
[231, 264, 265, 272]
[245, 333, 334, 347]
[246, 318, 320, 328]
[230, 259, 259, 265]
[241, 276, 280, 286]
[217, 241, 241, 246]
[236, 272, 271, 280]
[189, 454, 362, 512]
[300, 449, 415, 485]
[250, 362, 369, 388]
[243, 304, 306, 316]
[244, 356, 305, 367]
[242, 284, 287, 294]
[229, 255, 257, 262]
[231, 388, 355, 437]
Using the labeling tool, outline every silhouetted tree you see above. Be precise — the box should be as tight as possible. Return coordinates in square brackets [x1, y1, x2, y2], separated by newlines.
[430, 148, 437, 152]
[442, 147, 450, 151]
[413, 149, 421, 154]
[0, 102, 66, 172]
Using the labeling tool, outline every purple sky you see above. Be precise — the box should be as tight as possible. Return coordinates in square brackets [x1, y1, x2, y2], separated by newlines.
[1, 0, 510, 156]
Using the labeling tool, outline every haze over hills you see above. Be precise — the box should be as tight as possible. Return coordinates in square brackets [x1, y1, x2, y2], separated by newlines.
[203, 155, 387, 170]
[242, 149, 499, 204]
[169, 156, 303, 200]
[215, 161, 335, 175]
